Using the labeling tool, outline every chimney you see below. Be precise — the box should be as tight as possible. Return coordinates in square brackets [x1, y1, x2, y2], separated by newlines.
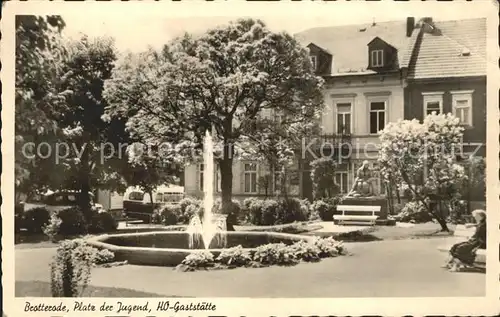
[406, 17, 415, 37]
[420, 17, 434, 33]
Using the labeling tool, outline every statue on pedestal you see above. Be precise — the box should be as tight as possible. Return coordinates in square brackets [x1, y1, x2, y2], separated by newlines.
[346, 160, 375, 197]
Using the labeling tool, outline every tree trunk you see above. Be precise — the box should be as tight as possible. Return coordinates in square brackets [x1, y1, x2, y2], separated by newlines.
[79, 154, 92, 225]
[219, 141, 234, 231]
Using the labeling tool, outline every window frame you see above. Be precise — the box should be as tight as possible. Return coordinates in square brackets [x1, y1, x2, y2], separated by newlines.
[335, 171, 349, 194]
[244, 163, 258, 194]
[334, 100, 353, 135]
[422, 92, 444, 117]
[371, 49, 384, 67]
[451, 90, 474, 126]
[368, 98, 387, 135]
[310, 55, 317, 71]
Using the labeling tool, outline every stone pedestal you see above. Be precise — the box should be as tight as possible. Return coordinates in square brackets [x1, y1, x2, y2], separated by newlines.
[338, 196, 388, 219]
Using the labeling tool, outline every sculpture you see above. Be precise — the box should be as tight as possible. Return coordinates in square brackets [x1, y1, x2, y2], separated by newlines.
[346, 160, 375, 197]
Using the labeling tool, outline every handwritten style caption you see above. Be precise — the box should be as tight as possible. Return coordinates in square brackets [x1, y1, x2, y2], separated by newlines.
[24, 300, 217, 314]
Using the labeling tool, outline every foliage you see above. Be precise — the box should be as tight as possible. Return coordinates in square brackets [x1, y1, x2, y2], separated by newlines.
[178, 197, 202, 223]
[312, 237, 345, 258]
[215, 245, 252, 266]
[177, 251, 215, 272]
[154, 204, 182, 225]
[93, 249, 115, 265]
[310, 197, 341, 221]
[44, 207, 88, 239]
[394, 201, 433, 223]
[104, 18, 324, 214]
[242, 198, 310, 226]
[88, 212, 118, 234]
[310, 158, 340, 199]
[49, 239, 94, 297]
[378, 114, 467, 231]
[460, 156, 486, 203]
[288, 240, 320, 262]
[21, 207, 51, 234]
[252, 243, 299, 266]
[15, 15, 67, 190]
[50, 239, 115, 297]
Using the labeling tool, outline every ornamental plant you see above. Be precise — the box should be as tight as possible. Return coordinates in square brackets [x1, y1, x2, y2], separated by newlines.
[50, 239, 114, 297]
[288, 240, 320, 262]
[252, 243, 299, 266]
[178, 251, 215, 272]
[313, 237, 345, 258]
[378, 114, 467, 232]
[215, 245, 252, 267]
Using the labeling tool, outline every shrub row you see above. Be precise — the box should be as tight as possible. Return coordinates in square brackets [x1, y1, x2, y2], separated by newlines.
[177, 237, 346, 272]
[45, 207, 118, 239]
[242, 197, 312, 226]
[151, 196, 344, 227]
[14, 206, 117, 239]
[152, 197, 241, 227]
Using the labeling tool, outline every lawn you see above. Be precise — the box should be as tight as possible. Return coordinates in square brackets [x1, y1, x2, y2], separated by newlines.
[16, 281, 171, 297]
[15, 238, 485, 297]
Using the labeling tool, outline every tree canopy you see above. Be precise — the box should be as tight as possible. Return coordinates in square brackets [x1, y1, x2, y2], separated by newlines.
[104, 18, 325, 210]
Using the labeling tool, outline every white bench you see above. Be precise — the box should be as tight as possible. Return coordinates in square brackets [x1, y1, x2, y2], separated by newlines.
[437, 224, 486, 268]
[333, 205, 381, 226]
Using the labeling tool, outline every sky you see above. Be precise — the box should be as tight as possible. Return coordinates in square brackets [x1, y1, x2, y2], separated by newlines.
[59, 1, 491, 54]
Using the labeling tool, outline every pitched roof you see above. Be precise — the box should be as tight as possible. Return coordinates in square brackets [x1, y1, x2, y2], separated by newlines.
[408, 18, 486, 79]
[295, 21, 413, 75]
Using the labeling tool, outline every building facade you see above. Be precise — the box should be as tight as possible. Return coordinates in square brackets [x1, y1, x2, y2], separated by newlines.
[183, 17, 487, 202]
[403, 17, 486, 157]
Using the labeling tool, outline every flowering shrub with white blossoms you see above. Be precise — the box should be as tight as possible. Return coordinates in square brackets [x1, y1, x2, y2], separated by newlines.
[378, 113, 467, 231]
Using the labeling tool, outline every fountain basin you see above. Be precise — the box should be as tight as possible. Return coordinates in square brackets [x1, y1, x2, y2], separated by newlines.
[86, 231, 315, 266]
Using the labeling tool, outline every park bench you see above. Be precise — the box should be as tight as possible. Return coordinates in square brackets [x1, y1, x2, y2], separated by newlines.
[437, 224, 486, 269]
[333, 205, 381, 226]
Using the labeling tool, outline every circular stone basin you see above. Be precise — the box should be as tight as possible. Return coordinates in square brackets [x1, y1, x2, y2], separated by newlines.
[86, 231, 315, 266]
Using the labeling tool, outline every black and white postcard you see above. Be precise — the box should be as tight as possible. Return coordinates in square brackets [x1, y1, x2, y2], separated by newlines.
[2, 0, 499, 316]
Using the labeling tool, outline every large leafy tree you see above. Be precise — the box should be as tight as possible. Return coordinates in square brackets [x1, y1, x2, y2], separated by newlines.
[378, 113, 467, 231]
[15, 15, 68, 198]
[54, 36, 119, 217]
[104, 19, 324, 213]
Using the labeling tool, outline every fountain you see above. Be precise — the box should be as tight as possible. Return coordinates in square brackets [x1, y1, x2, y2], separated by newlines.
[86, 132, 313, 266]
[186, 131, 227, 249]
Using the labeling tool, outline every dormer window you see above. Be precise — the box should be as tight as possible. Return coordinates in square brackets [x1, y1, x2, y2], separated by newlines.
[310, 55, 317, 71]
[371, 49, 384, 67]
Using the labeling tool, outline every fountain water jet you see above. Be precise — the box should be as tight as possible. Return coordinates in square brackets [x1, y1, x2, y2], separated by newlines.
[187, 130, 227, 249]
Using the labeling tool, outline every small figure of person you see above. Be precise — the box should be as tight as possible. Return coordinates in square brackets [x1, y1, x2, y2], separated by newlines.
[442, 209, 486, 272]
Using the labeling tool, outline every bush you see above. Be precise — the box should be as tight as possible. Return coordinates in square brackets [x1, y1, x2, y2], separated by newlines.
[178, 197, 202, 224]
[243, 198, 264, 225]
[214, 199, 242, 228]
[177, 251, 215, 272]
[276, 198, 309, 224]
[311, 198, 339, 221]
[44, 207, 88, 239]
[215, 245, 252, 267]
[252, 243, 299, 266]
[288, 240, 320, 262]
[93, 249, 115, 265]
[312, 237, 345, 257]
[50, 239, 106, 297]
[153, 204, 182, 225]
[88, 212, 118, 234]
[396, 201, 433, 223]
[243, 198, 311, 226]
[23, 207, 51, 234]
